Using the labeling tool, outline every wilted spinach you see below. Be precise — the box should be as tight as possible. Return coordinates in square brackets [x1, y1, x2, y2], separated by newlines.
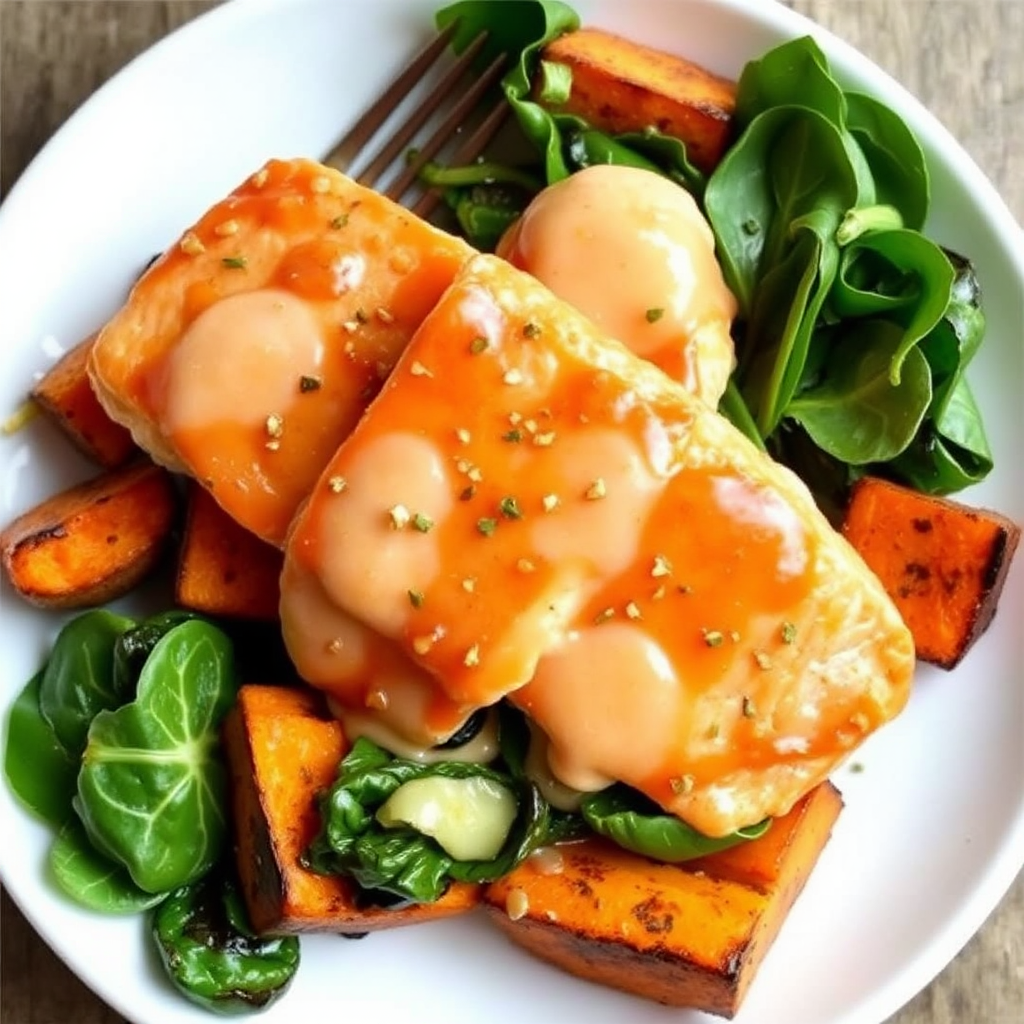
[49, 818, 165, 914]
[307, 737, 549, 905]
[39, 610, 136, 757]
[153, 869, 300, 1015]
[76, 619, 238, 894]
[113, 609, 197, 695]
[581, 785, 770, 862]
[4, 671, 78, 827]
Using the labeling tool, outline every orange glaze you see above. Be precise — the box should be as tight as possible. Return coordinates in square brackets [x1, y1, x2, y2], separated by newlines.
[281, 254, 915, 830]
[89, 158, 473, 545]
[497, 165, 737, 404]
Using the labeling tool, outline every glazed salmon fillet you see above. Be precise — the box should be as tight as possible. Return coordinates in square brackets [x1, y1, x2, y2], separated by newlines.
[88, 158, 472, 546]
[280, 254, 915, 837]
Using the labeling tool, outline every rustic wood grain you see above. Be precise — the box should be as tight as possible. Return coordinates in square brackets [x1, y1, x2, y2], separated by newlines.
[0, 2, 1021, 1023]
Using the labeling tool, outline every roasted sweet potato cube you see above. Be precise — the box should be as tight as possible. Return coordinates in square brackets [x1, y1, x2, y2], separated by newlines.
[542, 28, 736, 172]
[30, 334, 137, 468]
[483, 783, 842, 1018]
[223, 685, 480, 935]
[843, 477, 1020, 668]
[176, 485, 283, 621]
[0, 460, 177, 608]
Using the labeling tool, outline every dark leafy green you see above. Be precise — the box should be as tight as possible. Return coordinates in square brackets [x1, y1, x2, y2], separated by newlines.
[581, 785, 770, 862]
[152, 870, 299, 1015]
[76, 620, 238, 894]
[3, 671, 78, 827]
[307, 737, 548, 904]
[49, 818, 165, 914]
[39, 610, 136, 757]
[113, 610, 198, 696]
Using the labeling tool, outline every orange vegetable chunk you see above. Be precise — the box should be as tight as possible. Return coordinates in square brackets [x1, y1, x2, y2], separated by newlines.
[30, 333, 137, 468]
[89, 158, 472, 546]
[281, 254, 913, 838]
[176, 484, 283, 621]
[223, 684, 480, 935]
[842, 476, 1020, 668]
[484, 782, 842, 1018]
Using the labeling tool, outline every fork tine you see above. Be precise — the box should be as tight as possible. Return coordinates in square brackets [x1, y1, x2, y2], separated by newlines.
[385, 51, 508, 203]
[356, 29, 491, 188]
[322, 22, 460, 172]
[412, 98, 513, 219]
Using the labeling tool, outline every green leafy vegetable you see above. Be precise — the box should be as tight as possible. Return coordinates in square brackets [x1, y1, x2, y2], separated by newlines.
[581, 785, 770, 862]
[307, 737, 549, 905]
[152, 870, 300, 1015]
[3, 671, 78, 827]
[49, 818, 165, 914]
[75, 620, 238, 894]
[39, 610, 136, 757]
[113, 610, 198, 696]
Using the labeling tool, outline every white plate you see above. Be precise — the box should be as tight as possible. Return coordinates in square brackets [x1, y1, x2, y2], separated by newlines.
[1, 2, 1022, 1023]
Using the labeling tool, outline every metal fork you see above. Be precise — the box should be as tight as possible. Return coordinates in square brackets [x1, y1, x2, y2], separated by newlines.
[321, 22, 511, 218]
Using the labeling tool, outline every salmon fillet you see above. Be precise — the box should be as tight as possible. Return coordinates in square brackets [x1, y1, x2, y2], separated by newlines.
[88, 158, 472, 546]
[280, 253, 915, 836]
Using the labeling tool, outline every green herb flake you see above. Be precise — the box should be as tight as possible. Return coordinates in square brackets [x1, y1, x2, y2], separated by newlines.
[781, 621, 797, 644]
[459, 484, 477, 502]
[499, 496, 523, 520]
[299, 375, 322, 393]
[645, 307, 665, 324]
[407, 589, 425, 609]
[222, 256, 247, 269]
[502, 428, 523, 443]
[477, 517, 498, 537]
[329, 214, 349, 229]
[469, 336, 489, 355]
[411, 512, 435, 533]
[522, 321, 541, 339]
[742, 696, 757, 718]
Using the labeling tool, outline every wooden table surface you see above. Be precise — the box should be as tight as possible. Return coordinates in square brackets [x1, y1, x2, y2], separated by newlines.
[1, 2, 1021, 1022]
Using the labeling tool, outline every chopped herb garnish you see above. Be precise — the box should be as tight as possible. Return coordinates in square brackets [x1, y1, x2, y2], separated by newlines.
[522, 321, 541, 338]
[330, 214, 349, 229]
[850, 762, 865, 774]
[407, 589, 425, 609]
[645, 307, 665, 323]
[299, 375, 322, 393]
[781, 621, 797, 644]
[702, 629, 724, 648]
[469, 336, 489, 355]
[477, 517, 498, 537]
[222, 256, 247, 269]
[502, 429, 523, 443]
[742, 696, 757, 718]
[411, 512, 434, 533]
[499, 496, 523, 520]
[459, 485, 477, 502]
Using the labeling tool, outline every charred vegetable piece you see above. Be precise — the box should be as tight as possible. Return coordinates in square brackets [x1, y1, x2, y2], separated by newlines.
[842, 476, 1020, 668]
[176, 485, 283, 622]
[0, 460, 178, 609]
[29, 333, 137, 468]
[223, 685, 480, 934]
[152, 871, 299, 1015]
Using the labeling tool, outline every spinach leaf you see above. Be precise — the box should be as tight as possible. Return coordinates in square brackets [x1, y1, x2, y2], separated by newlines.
[581, 785, 770, 862]
[307, 737, 548, 904]
[845, 91, 929, 230]
[49, 818, 165, 914]
[788, 320, 933, 464]
[3, 671, 78, 827]
[717, 379, 767, 450]
[113, 610, 197, 696]
[153, 869, 299, 1014]
[39, 610, 136, 757]
[75, 620, 238, 894]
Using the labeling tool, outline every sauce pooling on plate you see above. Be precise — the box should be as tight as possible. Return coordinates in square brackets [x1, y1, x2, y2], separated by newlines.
[497, 164, 737, 405]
